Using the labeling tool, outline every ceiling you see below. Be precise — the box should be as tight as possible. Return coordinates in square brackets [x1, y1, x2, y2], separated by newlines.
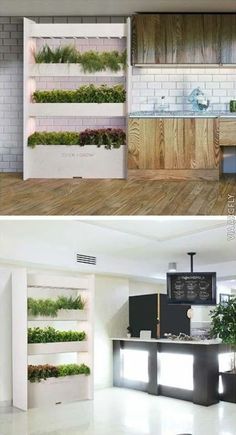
[0, 218, 235, 283]
[1, 0, 236, 16]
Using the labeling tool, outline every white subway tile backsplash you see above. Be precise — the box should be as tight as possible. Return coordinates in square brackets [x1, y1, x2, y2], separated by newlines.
[131, 66, 236, 112]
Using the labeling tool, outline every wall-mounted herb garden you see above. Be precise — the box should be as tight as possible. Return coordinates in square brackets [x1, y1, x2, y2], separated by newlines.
[34, 45, 127, 73]
[32, 84, 126, 103]
[28, 129, 126, 149]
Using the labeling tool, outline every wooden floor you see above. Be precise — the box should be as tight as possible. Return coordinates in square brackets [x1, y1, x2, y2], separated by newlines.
[0, 173, 235, 216]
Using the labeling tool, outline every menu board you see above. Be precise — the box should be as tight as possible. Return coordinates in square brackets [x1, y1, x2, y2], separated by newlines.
[167, 272, 216, 305]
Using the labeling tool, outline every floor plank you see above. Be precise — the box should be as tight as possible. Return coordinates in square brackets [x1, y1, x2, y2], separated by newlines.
[0, 173, 235, 216]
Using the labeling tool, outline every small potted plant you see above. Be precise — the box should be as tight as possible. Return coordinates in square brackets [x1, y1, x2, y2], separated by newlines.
[127, 326, 132, 338]
[210, 297, 236, 403]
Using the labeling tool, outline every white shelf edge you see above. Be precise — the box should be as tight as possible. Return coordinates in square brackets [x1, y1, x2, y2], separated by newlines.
[29, 103, 126, 117]
[27, 273, 89, 289]
[30, 63, 125, 77]
[28, 309, 88, 322]
[29, 23, 127, 38]
[28, 341, 88, 355]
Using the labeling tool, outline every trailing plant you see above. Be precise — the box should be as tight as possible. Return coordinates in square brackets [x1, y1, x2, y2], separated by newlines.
[27, 295, 85, 317]
[34, 44, 126, 72]
[28, 326, 86, 343]
[210, 297, 236, 372]
[27, 129, 126, 149]
[28, 363, 90, 383]
[32, 84, 126, 103]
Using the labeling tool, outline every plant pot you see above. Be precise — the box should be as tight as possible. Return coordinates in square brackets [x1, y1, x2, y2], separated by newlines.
[28, 374, 89, 408]
[28, 340, 88, 355]
[28, 308, 88, 322]
[221, 371, 236, 403]
[26, 145, 126, 179]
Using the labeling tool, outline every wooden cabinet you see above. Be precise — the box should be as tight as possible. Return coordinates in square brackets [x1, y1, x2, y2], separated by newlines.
[131, 14, 230, 65]
[128, 118, 220, 179]
[219, 120, 236, 146]
[221, 15, 236, 64]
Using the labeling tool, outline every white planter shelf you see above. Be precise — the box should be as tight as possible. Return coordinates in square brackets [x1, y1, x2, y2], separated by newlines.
[30, 23, 127, 38]
[28, 341, 88, 355]
[28, 309, 88, 322]
[30, 64, 125, 77]
[29, 103, 126, 117]
[28, 375, 89, 408]
[27, 145, 126, 179]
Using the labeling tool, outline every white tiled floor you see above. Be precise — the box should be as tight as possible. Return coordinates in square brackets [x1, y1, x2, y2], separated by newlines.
[0, 388, 236, 435]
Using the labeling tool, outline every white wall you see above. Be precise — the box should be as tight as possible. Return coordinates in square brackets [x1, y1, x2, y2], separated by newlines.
[94, 275, 129, 389]
[0, 269, 12, 404]
[129, 279, 166, 296]
[131, 67, 236, 113]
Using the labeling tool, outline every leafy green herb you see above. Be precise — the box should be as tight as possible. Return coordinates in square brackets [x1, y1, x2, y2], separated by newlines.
[27, 295, 85, 317]
[34, 44, 126, 72]
[28, 326, 86, 343]
[28, 363, 90, 383]
[32, 84, 126, 103]
[28, 128, 126, 149]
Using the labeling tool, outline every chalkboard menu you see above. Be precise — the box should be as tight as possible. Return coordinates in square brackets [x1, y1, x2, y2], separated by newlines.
[167, 272, 216, 305]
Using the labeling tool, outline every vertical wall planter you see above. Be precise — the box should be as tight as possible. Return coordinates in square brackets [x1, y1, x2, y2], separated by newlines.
[23, 18, 131, 180]
[12, 271, 94, 410]
[28, 374, 89, 408]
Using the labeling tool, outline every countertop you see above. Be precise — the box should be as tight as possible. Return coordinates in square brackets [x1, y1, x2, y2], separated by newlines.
[111, 337, 222, 345]
[129, 110, 236, 118]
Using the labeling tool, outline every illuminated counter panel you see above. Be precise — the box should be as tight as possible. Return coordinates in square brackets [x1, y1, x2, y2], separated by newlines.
[112, 338, 227, 406]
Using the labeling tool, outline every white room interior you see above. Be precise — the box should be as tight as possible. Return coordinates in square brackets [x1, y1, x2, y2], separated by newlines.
[0, 217, 235, 434]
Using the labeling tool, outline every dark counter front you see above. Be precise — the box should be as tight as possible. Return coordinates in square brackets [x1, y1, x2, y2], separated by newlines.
[113, 339, 226, 406]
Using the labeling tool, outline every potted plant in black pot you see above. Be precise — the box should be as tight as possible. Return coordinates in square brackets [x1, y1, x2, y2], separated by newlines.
[210, 297, 236, 403]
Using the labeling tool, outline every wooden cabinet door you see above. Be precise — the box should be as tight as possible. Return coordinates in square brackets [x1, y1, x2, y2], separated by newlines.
[131, 14, 165, 64]
[221, 15, 236, 63]
[128, 118, 220, 170]
[131, 14, 221, 65]
[180, 14, 221, 64]
[219, 120, 236, 145]
[184, 118, 220, 169]
[131, 14, 184, 64]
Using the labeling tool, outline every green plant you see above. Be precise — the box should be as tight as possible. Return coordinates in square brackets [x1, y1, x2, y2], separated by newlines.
[34, 44, 126, 72]
[57, 363, 90, 377]
[28, 297, 58, 317]
[210, 297, 236, 372]
[28, 363, 90, 383]
[32, 84, 126, 103]
[27, 128, 126, 149]
[27, 295, 85, 317]
[28, 326, 86, 343]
